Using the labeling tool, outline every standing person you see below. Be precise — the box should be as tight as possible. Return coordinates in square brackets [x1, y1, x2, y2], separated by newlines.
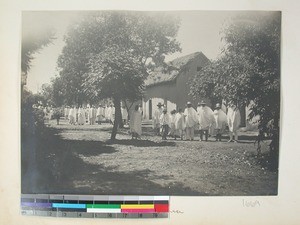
[130, 105, 142, 139]
[68, 106, 74, 124]
[175, 108, 186, 140]
[74, 106, 78, 125]
[109, 104, 115, 124]
[49, 106, 54, 120]
[106, 104, 112, 124]
[89, 105, 96, 125]
[184, 102, 198, 141]
[121, 105, 128, 125]
[84, 106, 88, 124]
[86, 106, 90, 124]
[213, 103, 228, 141]
[138, 104, 143, 119]
[105, 104, 110, 122]
[64, 106, 69, 120]
[169, 110, 177, 139]
[101, 105, 106, 122]
[227, 103, 241, 142]
[77, 106, 85, 125]
[96, 104, 102, 125]
[160, 108, 170, 140]
[197, 101, 214, 141]
[153, 102, 164, 135]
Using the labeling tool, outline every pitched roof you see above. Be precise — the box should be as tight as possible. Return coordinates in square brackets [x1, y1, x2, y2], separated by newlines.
[145, 52, 209, 87]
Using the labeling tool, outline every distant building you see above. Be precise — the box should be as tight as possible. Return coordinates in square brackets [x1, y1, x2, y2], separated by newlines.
[141, 52, 211, 120]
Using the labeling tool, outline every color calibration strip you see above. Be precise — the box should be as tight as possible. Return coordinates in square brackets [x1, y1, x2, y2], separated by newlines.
[21, 194, 169, 218]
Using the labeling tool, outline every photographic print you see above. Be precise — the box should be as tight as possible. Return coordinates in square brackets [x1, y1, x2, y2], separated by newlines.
[21, 10, 280, 196]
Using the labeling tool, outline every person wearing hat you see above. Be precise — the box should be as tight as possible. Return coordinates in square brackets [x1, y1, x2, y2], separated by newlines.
[212, 103, 228, 141]
[197, 100, 214, 141]
[184, 102, 198, 141]
[227, 103, 241, 142]
[153, 102, 164, 135]
[159, 108, 170, 140]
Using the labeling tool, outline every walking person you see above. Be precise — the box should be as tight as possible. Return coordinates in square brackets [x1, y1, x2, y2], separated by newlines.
[160, 108, 170, 140]
[121, 105, 128, 125]
[183, 102, 198, 141]
[130, 105, 142, 139]
[153, 102, 164, 135]
[96, 104, 102, 125]
[64, 106, 69, 120]
[213, 103, 227, 141]
[169, 110, 177, 139]
[89, 105, 96, 125]
[175, 108, 186, 140]
[197, 101, 214, 141]
[77, 106, 85, 125]
[227, 103, 241, 142]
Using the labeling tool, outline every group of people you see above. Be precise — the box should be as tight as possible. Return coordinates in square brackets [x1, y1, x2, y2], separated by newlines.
[64, 104, 126, 126]
[152, 101, 241, 142]
[57, 100, 241, 142]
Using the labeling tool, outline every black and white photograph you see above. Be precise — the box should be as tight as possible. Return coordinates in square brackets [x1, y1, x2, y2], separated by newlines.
[21, 10, 281, 196]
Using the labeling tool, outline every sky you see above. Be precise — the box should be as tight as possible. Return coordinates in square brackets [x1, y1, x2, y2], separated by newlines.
[24, 11, 237, 93]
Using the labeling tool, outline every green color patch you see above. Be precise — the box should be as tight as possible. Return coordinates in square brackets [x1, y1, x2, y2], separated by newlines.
[86, 204, 121, 209]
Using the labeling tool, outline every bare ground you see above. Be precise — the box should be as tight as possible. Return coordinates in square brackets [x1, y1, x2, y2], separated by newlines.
[21, 119, 278, 196]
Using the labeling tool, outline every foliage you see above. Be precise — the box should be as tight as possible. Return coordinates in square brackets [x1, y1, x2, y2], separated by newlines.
[21, 89, 46, 138]
[21, 20, 55, 75]
[189, 12, 281, 167]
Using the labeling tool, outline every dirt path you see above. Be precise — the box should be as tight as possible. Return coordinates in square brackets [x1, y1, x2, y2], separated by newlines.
[24, 119, 278, 196]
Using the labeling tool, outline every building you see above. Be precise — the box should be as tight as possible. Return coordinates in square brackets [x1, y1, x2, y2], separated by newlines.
[141, 52, 210, 120]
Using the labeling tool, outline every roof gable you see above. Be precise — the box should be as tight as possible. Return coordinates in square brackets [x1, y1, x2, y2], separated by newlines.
[145, 52, 210, 87]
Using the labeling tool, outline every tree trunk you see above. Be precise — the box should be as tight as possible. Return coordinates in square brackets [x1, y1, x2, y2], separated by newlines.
[110, 98, 122, 140]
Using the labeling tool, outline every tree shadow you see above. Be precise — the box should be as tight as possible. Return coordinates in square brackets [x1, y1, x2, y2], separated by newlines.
[106, 139, 176, 147]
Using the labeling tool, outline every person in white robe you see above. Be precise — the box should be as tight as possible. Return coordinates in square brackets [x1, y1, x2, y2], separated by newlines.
[121, 105, 128, 125]
[96, 104, 103, 124]
[175, 108, 186, 140]
[183, 102, 198, 141]
[74, 106, 78, 124]
[105, 105, 112, 124]
[77, 107, 85, 125]
[197, 101, 214, 141]
[160, 108, 170, 140]
[109, 104, 115, 124]
[64, 106, 69, 120]
[213, 103, 228, 141]
[68, 107, 74, 124]
[227, 104, 241, 142]
[83, 107, 88, 123]
[49, 107, 54, 120]
[153, 102, 164, 135]
[130, 105, 142, 139]
[169, 110, 177, 139]
[89, 105, 96, 125]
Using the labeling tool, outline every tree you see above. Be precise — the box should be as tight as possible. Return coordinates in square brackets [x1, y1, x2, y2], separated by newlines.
[21, 15, 55, 81]
[190, 12, 281, 167]
[58, 11, 181, 140]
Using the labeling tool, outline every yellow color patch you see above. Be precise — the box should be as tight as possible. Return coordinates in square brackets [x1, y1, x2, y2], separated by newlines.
[120, 204, 154, 209]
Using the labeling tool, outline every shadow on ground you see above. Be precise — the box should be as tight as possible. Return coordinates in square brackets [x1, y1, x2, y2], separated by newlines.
[106, 139, 176, 147]
[22, 126, 201, 195]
